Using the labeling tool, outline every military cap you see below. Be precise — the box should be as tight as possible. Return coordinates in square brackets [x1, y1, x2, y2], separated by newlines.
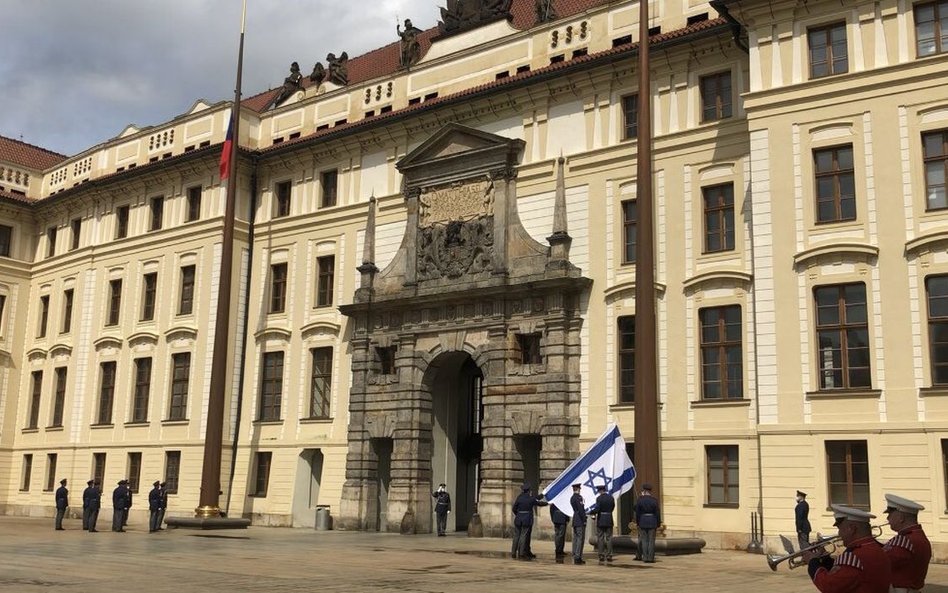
[830, 504, 875, 526]
[571, 483, 582, 489]
[521, 483, 532, 491]
[796, 490, 807, 497]
[153, 480, 161, 487]
[87, 479, 94, 486]
[884, 493, 925, 515]
[118, 479, 128, 485]
[596, 483, 607, 491]
[642, 483, 653, 491]
[159, 482, 166, 487]
[60, 478, 67, 485]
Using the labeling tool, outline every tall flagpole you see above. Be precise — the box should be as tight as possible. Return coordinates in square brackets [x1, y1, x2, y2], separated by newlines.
[633, 0, 661, 501]
[196, 0, 247, 519]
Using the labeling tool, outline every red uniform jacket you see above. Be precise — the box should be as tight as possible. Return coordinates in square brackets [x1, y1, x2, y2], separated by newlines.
[883, 524, 931, 589]
[813, 536, 891, 593]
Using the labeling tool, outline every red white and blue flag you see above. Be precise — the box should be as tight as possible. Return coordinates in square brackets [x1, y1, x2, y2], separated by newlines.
[219, 117, 234, 180]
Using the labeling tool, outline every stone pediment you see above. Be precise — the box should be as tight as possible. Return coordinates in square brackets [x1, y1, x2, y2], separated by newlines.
[397, 123, 524, 187]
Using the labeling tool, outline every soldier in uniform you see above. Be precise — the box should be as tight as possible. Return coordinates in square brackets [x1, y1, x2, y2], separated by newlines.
[569, 483, 587, 564]
[54, 479, 68, 530]
[797, 490, 812, 549]
[882, 493, 931, 593]
[148, 481, 163, 533]
[511, 483, 546, 560]
[155, 482, 168, 530]
[112, 479, 130, 532]
[432, 483, 451, 536]
[634, 483, 661, 563]
[549, 502, 569, 559]
[83, 479, 101, 532]
[591, 483, 616, 564]
[807, 504, 891, 593]
[81, 479, 94, 530]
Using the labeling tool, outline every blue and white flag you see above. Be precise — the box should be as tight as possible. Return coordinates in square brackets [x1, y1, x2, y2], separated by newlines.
[542, 424, 636, 516]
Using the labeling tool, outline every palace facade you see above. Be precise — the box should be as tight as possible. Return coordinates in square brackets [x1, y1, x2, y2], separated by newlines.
[2, 0, 948, 559]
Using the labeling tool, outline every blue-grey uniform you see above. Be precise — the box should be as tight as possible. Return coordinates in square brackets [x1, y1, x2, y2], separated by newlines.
[634, 485, 661, 562]
[511, 483, 547, 559]
[112, 481, 130, 532]
[592, 487, 616, 562]
[155, 482, 167, 530]
[54, 480, 68, 530]
[550, 504, 569, 557]
[148, 482, 162, 532]
[432, 486, 451, 536]
[795, 491, 811, 550]
[570, 486, 587, 563]
[84, 481, 101, 532]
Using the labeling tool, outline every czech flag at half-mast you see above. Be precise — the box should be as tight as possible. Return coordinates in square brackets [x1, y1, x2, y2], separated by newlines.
[219, 116, 234, 180]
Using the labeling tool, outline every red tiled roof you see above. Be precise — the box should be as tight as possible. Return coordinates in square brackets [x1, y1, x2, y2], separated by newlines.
[0, 186, 35, 205]
[0, 135, 67, 171]
[242, 0, 612, 113]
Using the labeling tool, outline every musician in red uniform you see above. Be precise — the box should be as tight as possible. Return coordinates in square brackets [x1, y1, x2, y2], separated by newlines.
[807, 504, 891, 593]
[882, 493, 931, 593]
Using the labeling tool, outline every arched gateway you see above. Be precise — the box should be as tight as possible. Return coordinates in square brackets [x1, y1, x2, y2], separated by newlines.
[338, 123, 590, 535]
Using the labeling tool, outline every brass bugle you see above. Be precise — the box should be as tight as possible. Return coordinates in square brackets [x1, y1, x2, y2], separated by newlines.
[766, 524, 886, 571]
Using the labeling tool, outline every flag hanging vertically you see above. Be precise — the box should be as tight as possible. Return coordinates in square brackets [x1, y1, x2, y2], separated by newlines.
[542, 424, 636, 516]
[219, 117, 234, 180]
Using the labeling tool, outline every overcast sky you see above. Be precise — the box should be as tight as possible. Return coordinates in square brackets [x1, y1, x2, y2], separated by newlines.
[0, 0, 441, 157]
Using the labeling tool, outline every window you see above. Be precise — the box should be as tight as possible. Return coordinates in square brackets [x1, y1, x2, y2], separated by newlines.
[0, 294, 5, 330]
[622, 200, 637, 264]
[377, 346, 397, 375]
[141, 273, 157, 321]
[186, 186, 202, 222]
[815, 284, 870, 390]
[618, 316, 635, 403]
[179, 265, 195, 315]
[0, 224, 11, 257]
[51, 367, 66, 428]
[309, 347, 333, 419]
[253, 452, 272, 496]
[164, 451, 181, 494]
[28, 371, 43, 429]
[97, 361, 116, 424]
[169, 353, 190, 420]
[132, 357, 152, 423]
[150, 196, 164, 231]
[259, 352, 284, 421]
[107, 279, 122, 326]
[808, 22, 849, 77]
[321, 170, 338, 208]
[924, 130, 948, 210]
[942, 440, 948, 507]
[928, 275, 948, 384]
[38, 295, 49, 338]
[699, 71, 733, 122]
[826, 440, 870, 509]
[316, 255, 335, 308]
[703, 184, 735, 252]
[700, 306, 743, 400]
[21, 454, 32, 491]
[915, 0, 948, 56]
[127, 453, 142, 494]
[517, 333, 542, 365]
[45, 453, 58, 491]
[274, 181, 291, 218]
[46, 226, 57, 258]
[814, 146, 856, 223]
[70, 218, 81, 250]
[706, 445, 739, 506]
[621, 94, 639, 140]
[92, 452, 106, 487]
[62, 289, 74, 334]
[270, 263, 288, 314]
[115, 205, 129, 239]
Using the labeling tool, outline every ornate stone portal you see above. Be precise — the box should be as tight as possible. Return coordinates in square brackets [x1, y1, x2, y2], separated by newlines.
[338, 124, 589, 536]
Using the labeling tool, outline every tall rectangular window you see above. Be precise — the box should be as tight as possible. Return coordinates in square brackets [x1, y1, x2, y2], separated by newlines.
[316, 255, 335, 308]
[622, 200, 637, 264]
[815, 283, 870, 390]
[826, 440, 870, 509]
[320, 170, 338, 208]
[618, 316, 635, 403]
[45, 453, 58, 491]
[179, 265, 195, 315]
[21, 454, 32, 491]
[127, 452, 142, 494]
[132, 357, 152, 423]
[703, 184, 735, 252]
[309, 347, 333, 419]
[377, 346, 397, 375]
[38, 295, 49, 338]
[706, 445, 739, 506]
[0, 224, 11, 257]
[0, 294, 5, 330]
[808, 22, 849, 78]
[186, 186, 202, 222]
[259, 352, 284, 421]
[107, 279, 122, 326]
[164, 451, 181, 494]
[141, 273, 157, 321]
[51, 367, 66, 427]
[270, 263, 288, 314]
[622, 94, 639, 140]
[97, 361, 116, 424]
[274, 181, 291, 218]
[169, 353, 190, 420]
[92, 452, 106, 487]
[150, 196, 164, 231]
[115, 205, 129, 239]
[516, 333, 542, 365]
[924, 130, 948, 210]
[28, 371, 42, 429]
[814, 145, 856, 223]
[70, 218, 81, 250]
[928, 275, 948, 385]
[699, 71, 733, 122]
[253, 452, 272, 496]
[46, 226, 57, 258]
[942, 440, 948, 506]
[915, 0, 948, 56]
[700, 306, 743, 400]
[61, 288, 74, 334]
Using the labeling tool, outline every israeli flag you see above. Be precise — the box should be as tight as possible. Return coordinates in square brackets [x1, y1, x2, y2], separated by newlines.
[542, 424, 636, 516]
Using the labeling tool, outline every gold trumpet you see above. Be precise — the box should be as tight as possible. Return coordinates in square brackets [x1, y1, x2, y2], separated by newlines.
[767, 525, 886, 571]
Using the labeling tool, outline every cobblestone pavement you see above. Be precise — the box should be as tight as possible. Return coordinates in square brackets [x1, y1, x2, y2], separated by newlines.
[0, 517, 946, 592]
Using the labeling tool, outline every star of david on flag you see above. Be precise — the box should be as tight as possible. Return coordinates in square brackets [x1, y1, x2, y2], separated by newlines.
[542, 424, 636, 516]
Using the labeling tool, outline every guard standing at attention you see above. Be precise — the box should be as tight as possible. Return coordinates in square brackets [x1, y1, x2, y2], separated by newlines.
[112, 479, 130, 532]
[591, 483, 616, 564]
[549, 503, 569, 559]
[634, 483, 661, 563]
[882, 493, 932, 593]
[807, 504, 891, 593]
[82, 479, 95, 530]
[796, 490, 812, 550]
[511, 483, 546, 560]
[432, 483, 451, 536]
[54, 479, 69, 531]
[569, 483, 587, 564]
[155, 482, 168, 530]
[148, 481, 163, 533]
[85, 480, 101, 532]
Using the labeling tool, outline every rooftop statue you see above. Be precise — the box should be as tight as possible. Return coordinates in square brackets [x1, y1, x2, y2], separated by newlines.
[397, 18, 423, 69]
[309, 62, 326, 86]
[275, 61, 303, 106]
[438, 0, 513, 37]
[535, 0, 556, 23]
[327, 52, 349, 86]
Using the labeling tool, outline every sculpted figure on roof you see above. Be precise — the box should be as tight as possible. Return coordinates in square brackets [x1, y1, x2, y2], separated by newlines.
[326, 52, 349, 86]
[397, 18, 423, 69]
[438, 0, 513, 36]
[309, 62, 326, 85]
[275, 61, 303, 105]
[535, 0, 556, 23]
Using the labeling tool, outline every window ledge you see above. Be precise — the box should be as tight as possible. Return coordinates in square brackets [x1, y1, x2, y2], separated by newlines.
[805, 389, 881, 399]
[609, 402, 665, 411]
[21, 427, 39, 434]
[124, 421, 149, 427]
[44, 425, 64, 431]
[90, 423, 115, 429]
[247, 493, 268, 498]
[161, 419, 190, 426]
[253, 419, 284, 426]
[919, 386, 948, 397]
[300, 417, 334, 424]
[703, 503, 739, 509]
[690, 399, 752, 408]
